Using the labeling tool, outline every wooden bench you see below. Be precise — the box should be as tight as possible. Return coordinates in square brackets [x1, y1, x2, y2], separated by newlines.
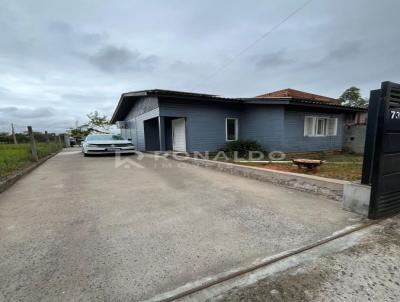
[292, 159, 325, 170]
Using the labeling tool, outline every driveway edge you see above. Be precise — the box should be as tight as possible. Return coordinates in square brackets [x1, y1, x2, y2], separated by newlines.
[0, 152, 59, 194]
[144, 219, 377, 302]
[166, 155, 348, 201]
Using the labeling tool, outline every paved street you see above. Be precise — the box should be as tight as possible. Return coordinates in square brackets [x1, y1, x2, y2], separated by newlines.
[0, 149, 360, 301]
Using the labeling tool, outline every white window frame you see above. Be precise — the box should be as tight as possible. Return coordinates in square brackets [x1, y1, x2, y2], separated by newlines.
[326, 118, 338, 136]
[304, 116, 316, 137]
[315, 117, 327, 137]
[304, 116, 338, 137]
[225, 118, 238, 141]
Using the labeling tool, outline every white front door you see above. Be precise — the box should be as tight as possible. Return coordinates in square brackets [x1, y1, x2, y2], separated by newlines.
[172, 118, 186, 152]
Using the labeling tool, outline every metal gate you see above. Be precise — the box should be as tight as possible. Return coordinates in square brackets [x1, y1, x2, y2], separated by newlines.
[361, 81, 400, 219]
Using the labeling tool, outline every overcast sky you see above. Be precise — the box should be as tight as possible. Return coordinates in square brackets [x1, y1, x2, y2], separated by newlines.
[0, 0, 399, 133]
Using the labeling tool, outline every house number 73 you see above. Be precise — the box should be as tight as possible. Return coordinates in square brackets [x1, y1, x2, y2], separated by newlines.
[390, 110, 400, 119]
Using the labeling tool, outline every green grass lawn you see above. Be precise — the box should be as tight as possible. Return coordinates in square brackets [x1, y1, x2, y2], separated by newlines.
[0, 143, 62, 180]
[233, 152, 364, 181]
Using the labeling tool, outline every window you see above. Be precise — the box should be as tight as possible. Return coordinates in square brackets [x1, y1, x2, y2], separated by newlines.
[326, 118, 338, 136]
[304, 116, 315, 136]
[226, 118, 238, 141]
[315, 118, 326, 136]
[304, 116, 338, 137]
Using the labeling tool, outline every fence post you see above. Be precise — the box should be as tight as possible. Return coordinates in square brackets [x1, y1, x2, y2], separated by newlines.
[45, 131, 50, 153]
[45, 131, 50, 144]
[58, 135, 63, 149]
[11, 123, 18, 144]
[27, 126, 39, 162]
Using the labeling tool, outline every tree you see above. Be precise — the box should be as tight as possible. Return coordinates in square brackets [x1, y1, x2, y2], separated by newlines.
[86, 111, 111, 131]
[0, 132, 11, 143]
[67, 127, 90, 139]
[339, 86, 368, 108]
[67, 111, 111, 138]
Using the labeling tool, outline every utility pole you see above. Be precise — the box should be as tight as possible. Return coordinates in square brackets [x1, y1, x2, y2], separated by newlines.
[11, 123, 17, 144]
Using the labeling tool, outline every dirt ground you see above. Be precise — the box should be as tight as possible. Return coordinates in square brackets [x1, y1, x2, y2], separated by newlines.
[261, 162, 362, 181]
[236, 152, 363, 181]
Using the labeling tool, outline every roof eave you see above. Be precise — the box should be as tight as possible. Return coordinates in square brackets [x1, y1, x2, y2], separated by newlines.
[289, 99, 368, 112]
[241, 98, 291, 105]
[110, 92, 149, 123]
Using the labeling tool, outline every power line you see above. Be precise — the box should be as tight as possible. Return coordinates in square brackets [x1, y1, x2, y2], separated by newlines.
[199, 0, 313, 87]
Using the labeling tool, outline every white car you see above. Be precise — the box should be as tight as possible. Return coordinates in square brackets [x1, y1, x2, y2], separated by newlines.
[82, 134, 135, 156]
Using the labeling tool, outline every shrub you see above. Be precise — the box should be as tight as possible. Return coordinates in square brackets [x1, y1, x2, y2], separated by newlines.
[219, 140, 265, 159]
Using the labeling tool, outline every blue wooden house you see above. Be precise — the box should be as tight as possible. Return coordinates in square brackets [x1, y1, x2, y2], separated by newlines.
[111, 89, 367, 153]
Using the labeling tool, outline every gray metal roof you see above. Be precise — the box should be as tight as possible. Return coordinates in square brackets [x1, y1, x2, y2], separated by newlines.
[111, 89, 367, 123]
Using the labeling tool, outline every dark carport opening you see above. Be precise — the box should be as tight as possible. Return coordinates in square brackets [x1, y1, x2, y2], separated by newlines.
[144, 117, 160, 151]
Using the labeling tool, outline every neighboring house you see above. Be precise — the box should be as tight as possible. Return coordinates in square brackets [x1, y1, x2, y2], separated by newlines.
[111, 89, 367, 153]
[256, 88, 341, 105]
[344, 111, 368, 126]
[343, 108, 368, 154]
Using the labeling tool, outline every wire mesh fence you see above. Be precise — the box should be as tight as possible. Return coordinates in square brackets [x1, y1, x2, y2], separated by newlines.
[0, 123, 61, 144]
[0, 125, 64, 180]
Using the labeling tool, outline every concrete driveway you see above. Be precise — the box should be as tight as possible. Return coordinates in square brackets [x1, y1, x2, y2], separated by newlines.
[0, 149, 360, 301]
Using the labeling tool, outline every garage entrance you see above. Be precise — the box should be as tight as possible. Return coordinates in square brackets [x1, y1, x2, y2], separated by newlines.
[144, 117, 160, 151]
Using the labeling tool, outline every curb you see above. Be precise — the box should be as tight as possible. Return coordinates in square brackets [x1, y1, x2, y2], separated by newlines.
[0, 152, 59, 194]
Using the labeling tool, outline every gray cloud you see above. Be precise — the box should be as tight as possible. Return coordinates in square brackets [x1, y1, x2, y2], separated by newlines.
[0, 105, 77, 133]
[0, 0, 399, 132]
[325, 41, 364, 62]
[252, 51, 294, 69]
[82, 46, 158, 73]
[169, 61, 194, 73]
[303, 41, 366, 69]
[60, 92, 115, 103]
[0, 86, 10, 95]
[0, 107, 54, 118]
[48, 21, 108, 46]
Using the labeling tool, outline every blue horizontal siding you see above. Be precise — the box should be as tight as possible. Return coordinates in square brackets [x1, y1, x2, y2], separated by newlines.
[283, 109, 344, 152]
[130, 108, 159, 151]
[160, 100, 241, 152]
[121, 96, 160, 151]
[239, 105, 284, 151]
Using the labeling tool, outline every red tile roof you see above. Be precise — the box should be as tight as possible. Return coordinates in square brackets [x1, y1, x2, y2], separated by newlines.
[256, 88, 340, 105]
